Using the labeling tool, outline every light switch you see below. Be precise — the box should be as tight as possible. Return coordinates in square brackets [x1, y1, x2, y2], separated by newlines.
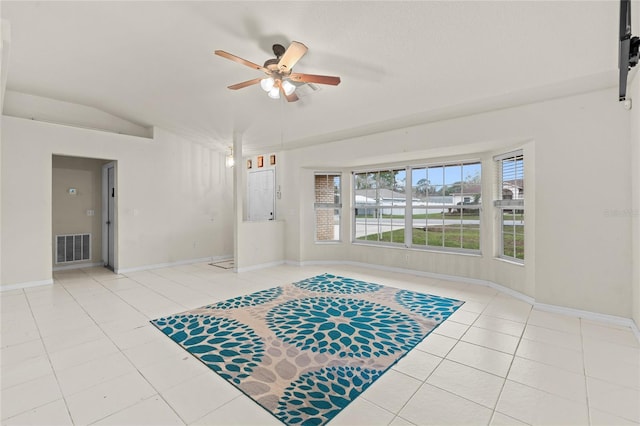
[86, 209, 95, 216]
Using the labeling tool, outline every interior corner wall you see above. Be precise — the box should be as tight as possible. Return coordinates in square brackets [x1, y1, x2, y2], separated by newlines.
[283, 87, 632, 319]
[1, 116, 233, 287]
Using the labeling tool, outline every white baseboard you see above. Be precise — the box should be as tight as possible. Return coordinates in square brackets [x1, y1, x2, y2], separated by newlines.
[287, 259, 639, 341]
[0, 279, 54, 292]
[116, 256, 221, 274]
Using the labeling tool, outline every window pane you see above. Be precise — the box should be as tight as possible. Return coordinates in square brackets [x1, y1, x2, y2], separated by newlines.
[315, 173, 341, 242]
[501, 154, 524, 200]
[356, 162, 480, 253]
[496, 152, 524, 261]
[502, 209, 524, 260]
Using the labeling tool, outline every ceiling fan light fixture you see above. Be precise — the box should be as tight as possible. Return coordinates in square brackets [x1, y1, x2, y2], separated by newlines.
[282, 80, 296, 96]
[267, 87, 280, 99]
[260, 77, 275, 92]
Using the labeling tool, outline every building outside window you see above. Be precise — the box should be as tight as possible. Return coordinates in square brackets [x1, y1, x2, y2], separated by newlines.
[314, 173, 342, 242]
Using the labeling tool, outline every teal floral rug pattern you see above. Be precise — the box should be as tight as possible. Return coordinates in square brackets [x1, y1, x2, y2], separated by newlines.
[151, 273, 464, 426]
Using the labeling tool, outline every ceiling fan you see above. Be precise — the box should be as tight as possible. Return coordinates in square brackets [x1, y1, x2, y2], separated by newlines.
[214, 41, 341, 102]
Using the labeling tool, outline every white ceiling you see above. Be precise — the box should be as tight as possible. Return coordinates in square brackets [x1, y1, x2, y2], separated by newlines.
[0, 1, 629, 153]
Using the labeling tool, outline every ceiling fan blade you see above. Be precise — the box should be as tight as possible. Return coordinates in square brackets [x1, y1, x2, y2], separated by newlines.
[289, 73, 341, 86]
[228, 78, 263, 90]
[277, 41, 308, 72]
[214, 50, 269, 73]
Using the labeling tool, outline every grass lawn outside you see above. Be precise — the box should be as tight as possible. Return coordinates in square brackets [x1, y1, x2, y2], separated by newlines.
[357, 224, 524, 259]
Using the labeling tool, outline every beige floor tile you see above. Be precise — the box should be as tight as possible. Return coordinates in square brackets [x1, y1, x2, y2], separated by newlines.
[521, 324, 582, 352]
[586, 376, 640, 423]
[0, 373, 62, 420]
[427, 359, 505, 409]
[515, 337, 584, 374]
[2, 263, 639, 426]
[447, 309, 479, 326]
[483, 298, 532, 323]
[65, 371, 156, 425]
[581, 320, 639, 348]
[0, 339, 47, 366]
[589, 407, 639, 426]
[137, 351, 209, 392]
[461, 326, 520, 354]
[191, 395, 280, 426]
[41, 323, 106, 353]
[391, 348, 442, 381]
[446, 341, 513, 377]
[92, 395, 185, 425]
[362, 369, 422, 413]
[415, 333, 457, 358]
[56, 351, 137, 396]
[526, 309, 581, 334]
[433, 319, 469, 340]
[473, 314, 526, 337]
[583, 339, 640, 390]
[48, 336, 120, 371]
[389, 415, 417, 426]
[400, 383, 493, 425]
[1, 398, 72, 426]
[496, 380, 588, 425]
[489, 411, 528, 425]
[583, 336, 640, 368]
[331, 396, 396, 426]
[507, 356, 587, 403]
[1, 355, 53, 389]
[123, 337, 191, 369]
[160, 372, 242, 423]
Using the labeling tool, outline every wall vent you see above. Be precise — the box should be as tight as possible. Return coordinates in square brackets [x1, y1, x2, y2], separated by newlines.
[55, 233, 91, 263]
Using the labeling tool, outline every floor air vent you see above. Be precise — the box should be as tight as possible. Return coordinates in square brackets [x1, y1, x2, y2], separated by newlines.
[56, 233, 91, 263]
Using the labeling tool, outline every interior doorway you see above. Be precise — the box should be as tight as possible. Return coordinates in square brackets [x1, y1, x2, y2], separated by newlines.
[51, 155, 116, 271]
[102, 162, 117, 270]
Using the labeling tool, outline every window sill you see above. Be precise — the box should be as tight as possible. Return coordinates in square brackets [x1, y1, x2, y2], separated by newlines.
[494, 256, 525, 266]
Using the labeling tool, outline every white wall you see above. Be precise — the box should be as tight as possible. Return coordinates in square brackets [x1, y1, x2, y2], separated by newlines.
[631, 74, 640, 327]
[1, 115, 233, 287]
[234, 150, 286, 271]
[282, 88, 633, 319]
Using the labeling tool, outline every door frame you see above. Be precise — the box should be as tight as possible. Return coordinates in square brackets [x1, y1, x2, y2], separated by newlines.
[101, 161, 117, 270]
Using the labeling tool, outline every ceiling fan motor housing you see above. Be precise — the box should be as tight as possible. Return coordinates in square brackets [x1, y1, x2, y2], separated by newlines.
[272, 44, 286, 58]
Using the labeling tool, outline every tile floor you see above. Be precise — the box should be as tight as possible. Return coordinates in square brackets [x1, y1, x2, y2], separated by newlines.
[1, 263, 639, 425]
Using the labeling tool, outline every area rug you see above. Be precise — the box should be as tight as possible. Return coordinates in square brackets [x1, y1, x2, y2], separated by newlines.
[151, 273, 464, 425]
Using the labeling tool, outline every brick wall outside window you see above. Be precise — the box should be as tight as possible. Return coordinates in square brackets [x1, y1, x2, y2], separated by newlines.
[314, 174, 341, 241]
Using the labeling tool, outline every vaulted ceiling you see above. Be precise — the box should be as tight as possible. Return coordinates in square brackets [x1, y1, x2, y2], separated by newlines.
[0, 1, 630, 153]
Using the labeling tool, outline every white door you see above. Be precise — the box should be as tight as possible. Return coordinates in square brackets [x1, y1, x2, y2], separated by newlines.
[247, 170, 275, 221]
[102, 162, 116, 269]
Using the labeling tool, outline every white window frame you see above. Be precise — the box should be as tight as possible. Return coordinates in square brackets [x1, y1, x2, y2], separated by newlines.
[408, 161, 482, 254]
[352, 169, 407, 247]
[352, 160, 482, 254]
